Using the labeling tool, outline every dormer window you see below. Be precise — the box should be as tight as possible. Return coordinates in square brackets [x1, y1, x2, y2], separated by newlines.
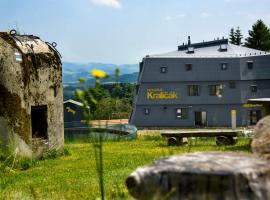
[160, 67, 167, 73]
[219, 44, 227, 51]
[187, 47, 194, 54]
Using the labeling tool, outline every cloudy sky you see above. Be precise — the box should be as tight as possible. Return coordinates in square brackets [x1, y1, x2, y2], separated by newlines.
[0, 0, 270, 64]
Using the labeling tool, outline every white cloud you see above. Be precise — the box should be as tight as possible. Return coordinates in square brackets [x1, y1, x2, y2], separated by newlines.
[91, 0, 121, 8]
[200, 12, 212, 18]
[164, 14, 186, 21]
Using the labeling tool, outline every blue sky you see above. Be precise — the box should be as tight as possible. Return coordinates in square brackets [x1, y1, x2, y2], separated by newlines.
[0, 0, 270, 64]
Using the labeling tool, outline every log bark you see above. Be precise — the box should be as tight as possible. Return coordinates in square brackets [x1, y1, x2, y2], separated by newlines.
[126, 152, 270, 200]
[252, 115, 270, 160]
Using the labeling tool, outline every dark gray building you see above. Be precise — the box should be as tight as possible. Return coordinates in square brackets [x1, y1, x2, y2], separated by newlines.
[130, 38, 270, 127]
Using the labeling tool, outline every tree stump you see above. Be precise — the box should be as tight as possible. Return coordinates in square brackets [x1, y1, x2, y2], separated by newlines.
[126, 152, 270, 200]
[252, 115, 270, 160]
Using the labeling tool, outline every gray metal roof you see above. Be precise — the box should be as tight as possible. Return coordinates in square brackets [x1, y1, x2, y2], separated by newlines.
[149, 39, 270, 58]
[64, 99, 84, 107]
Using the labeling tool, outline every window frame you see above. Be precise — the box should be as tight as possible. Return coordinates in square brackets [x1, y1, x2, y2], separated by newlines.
[188, 85, 200, 96]
[247, 61, 254, 70]
[144, 108, 150, 115]
[185, 63, 192, 71]
[229, 81, 236, 89]
[250, 85, 257, 93]
[221, 62, 228, 71]
[209, 84, 223, 96]
[160, 67, 167, 73]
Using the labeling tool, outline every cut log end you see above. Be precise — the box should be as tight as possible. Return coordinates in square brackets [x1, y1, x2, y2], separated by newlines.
[125, 175, 141, 199]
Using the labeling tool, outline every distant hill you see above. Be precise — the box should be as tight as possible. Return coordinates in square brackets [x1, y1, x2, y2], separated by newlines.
[62, 62, 139, 83]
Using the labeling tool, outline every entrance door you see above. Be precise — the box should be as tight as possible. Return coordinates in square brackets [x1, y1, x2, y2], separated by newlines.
[31, 105, 48, 139]
[195, 111, 207, 127]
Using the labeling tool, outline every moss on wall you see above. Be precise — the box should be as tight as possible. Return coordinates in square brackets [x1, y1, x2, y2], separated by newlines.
[0, 84, 30, 144]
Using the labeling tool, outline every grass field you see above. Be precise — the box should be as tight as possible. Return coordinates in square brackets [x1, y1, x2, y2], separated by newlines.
[0, 135, 251, 200]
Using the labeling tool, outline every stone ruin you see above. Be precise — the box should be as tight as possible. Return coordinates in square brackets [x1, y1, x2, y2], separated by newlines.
[0, 30, 64, 158]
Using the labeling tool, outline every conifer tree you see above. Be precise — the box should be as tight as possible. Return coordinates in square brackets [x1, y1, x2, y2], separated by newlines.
[235, 27, 243, 45]
[245, 19, 270, 51]
[229, 28, 236, 44]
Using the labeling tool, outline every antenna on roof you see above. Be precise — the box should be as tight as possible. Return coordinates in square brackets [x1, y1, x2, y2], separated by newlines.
[188, 36, 191, 46]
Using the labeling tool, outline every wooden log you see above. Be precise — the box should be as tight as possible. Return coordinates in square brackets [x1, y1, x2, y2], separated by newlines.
[252, 116, 270, 160]
[126, 152, 270, 200]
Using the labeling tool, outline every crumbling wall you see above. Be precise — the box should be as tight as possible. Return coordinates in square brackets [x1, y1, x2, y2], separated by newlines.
[0, 32, 64, 157]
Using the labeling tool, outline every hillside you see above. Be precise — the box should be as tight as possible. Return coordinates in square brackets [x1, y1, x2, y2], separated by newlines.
[63, 62, 138, 83]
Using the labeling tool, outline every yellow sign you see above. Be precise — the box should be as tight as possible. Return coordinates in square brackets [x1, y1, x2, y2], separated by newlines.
[243, 104, 263, 108]
[147, 88, 178, 100]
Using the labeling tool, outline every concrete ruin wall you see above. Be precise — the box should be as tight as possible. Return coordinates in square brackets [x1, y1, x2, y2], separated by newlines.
[0, 32, 64, 157]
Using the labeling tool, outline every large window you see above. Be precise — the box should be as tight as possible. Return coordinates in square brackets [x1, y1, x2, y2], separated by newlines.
[188, 85, 200, 96]
[209, 84, 223, 96]
[176, 108, 188, 119]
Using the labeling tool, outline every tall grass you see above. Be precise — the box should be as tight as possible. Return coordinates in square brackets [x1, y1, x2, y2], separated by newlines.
[0, 136, 251, 199]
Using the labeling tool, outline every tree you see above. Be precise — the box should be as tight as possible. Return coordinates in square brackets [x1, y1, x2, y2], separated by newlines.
[245, 19, 270, 51]
[229, 27, 243, 45]
[229, 28, 236, 44]
[235, 27, 243, 45]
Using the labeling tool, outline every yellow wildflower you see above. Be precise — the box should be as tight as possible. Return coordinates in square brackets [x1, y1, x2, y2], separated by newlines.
[91, 69, 107, 78]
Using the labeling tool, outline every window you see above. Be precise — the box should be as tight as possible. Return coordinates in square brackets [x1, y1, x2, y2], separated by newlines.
[176, 108, 188, 119]
[144, 108, 150, 115]
[229, 81, 236, 89]
[160, 67, 167, 73]
[247, 61, 253, 70]
[185, 64, 192, 71]
[188, 85, 200, 96]
[250, 85, 257, 93]
[219, 44, 228, 51]
[250, 110, 262, 125]
[187, 47, 194, 53]
[221, 63, 228, 70]
[209, 84, 223, 96]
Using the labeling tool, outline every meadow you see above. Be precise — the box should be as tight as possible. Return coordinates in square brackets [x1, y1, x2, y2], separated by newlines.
[0, 134, 251, 200]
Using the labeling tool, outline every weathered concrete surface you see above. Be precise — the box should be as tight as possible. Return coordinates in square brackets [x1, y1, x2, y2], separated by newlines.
[252, 115, 270, 160]
[126, 152, 270, 200]
[0, 32, 64, 157]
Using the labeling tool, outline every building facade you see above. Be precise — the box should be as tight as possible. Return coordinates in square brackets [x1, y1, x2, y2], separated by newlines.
[130, 38, 270, 127]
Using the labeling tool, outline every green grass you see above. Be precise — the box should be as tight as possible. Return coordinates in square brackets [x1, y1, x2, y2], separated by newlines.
[0, 136, 251, 200]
